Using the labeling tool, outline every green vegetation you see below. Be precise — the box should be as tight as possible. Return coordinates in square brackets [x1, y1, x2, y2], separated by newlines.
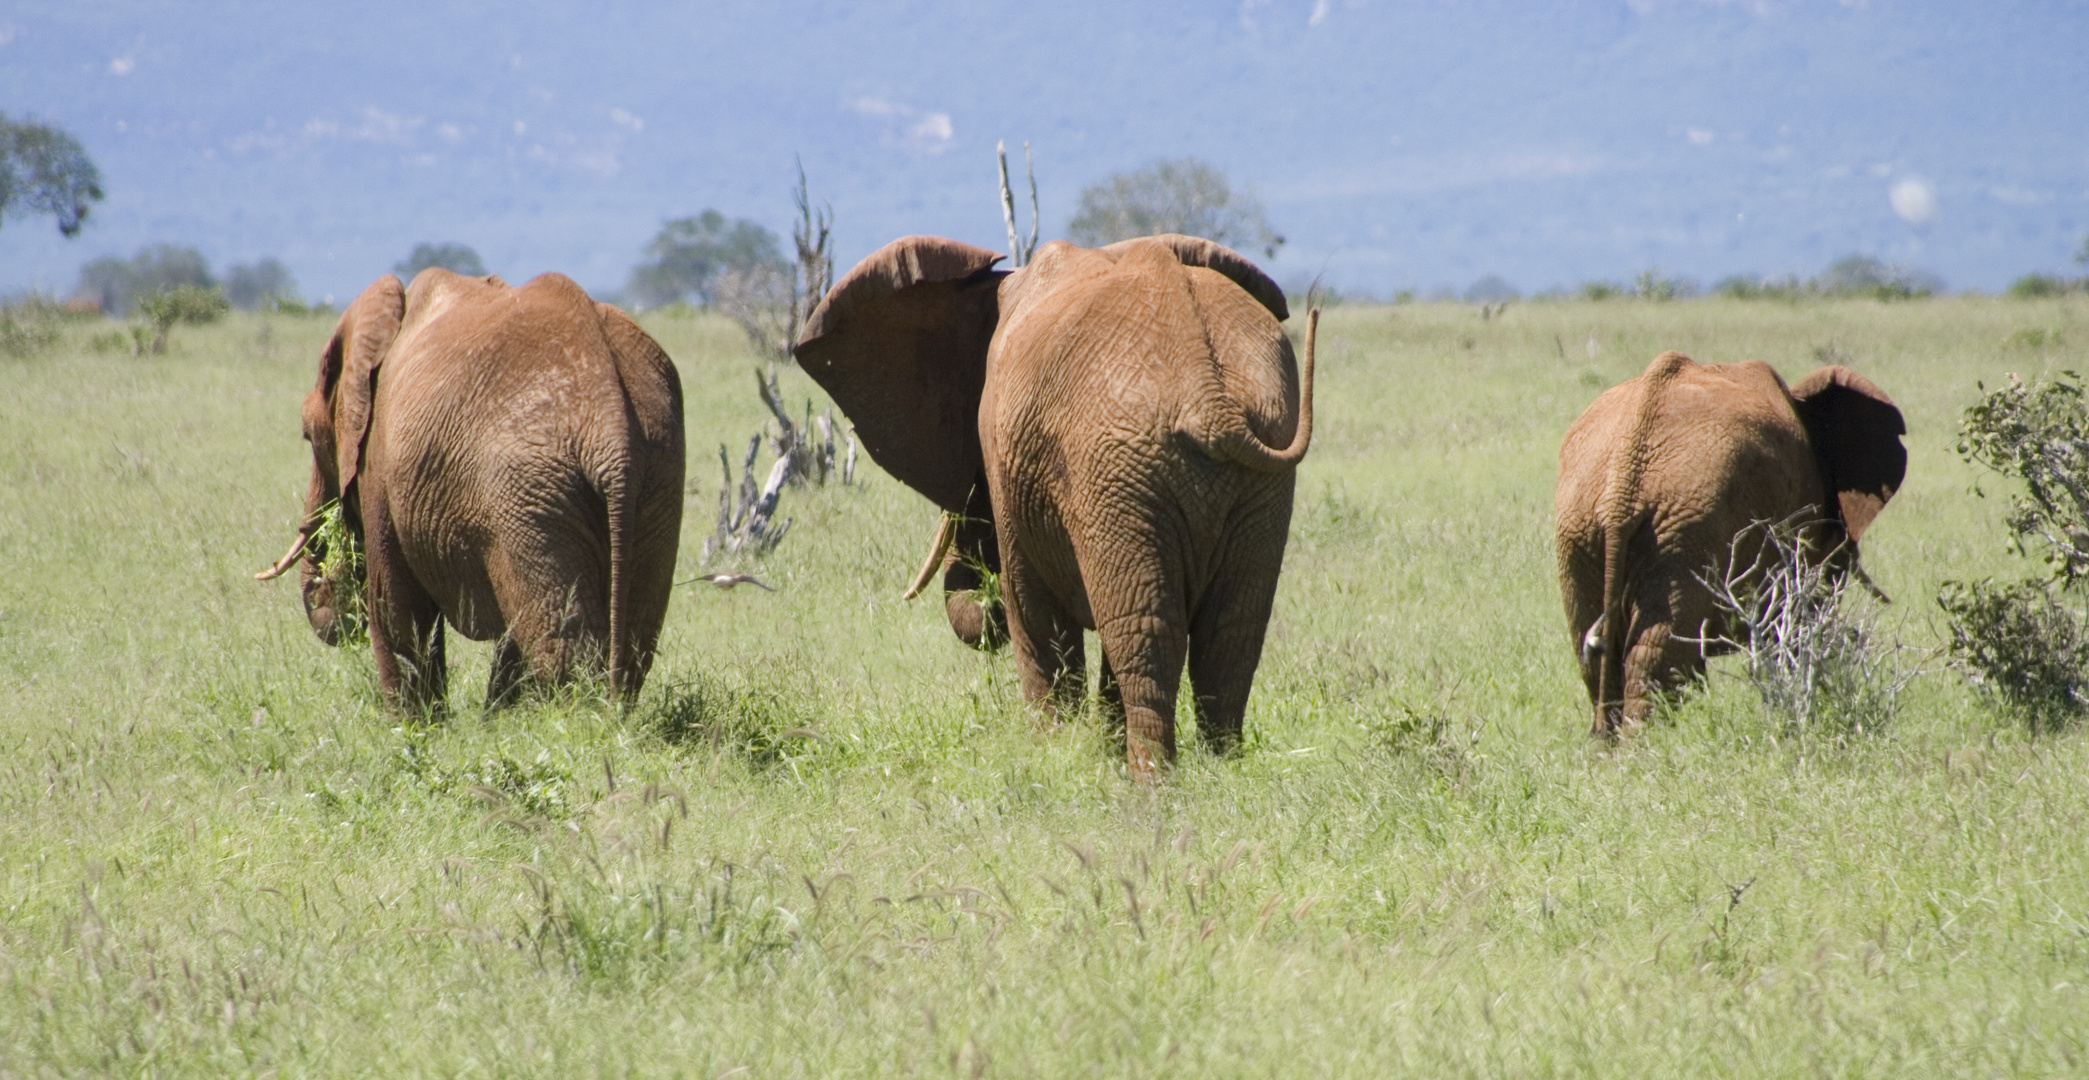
[627, 211, 787, 310]
[0, 113, 103, 238]
[1938, 372, 2089, 730]
[1, 296, 2087, 1074]
[1067, 157, 1284, 259]
[394, 242, 489, 281]
[130, 284, 231, 355]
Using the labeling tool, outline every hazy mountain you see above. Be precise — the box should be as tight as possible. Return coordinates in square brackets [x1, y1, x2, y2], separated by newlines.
[2, 1, 2083, 302]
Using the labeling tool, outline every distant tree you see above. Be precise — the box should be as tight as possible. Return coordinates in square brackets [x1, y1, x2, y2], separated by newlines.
[224, 258, 300, 311]
[0, 114, 104, 239]
[1462, 274, 1519, 303]
[1067, 157, 1284, 259]
[628, 211, 786, 309]
[73, 243, 216, 316]
[2076, 234, 2089, 267]
[1814, 254, 1942, 299]
[395, 242, 487, 280]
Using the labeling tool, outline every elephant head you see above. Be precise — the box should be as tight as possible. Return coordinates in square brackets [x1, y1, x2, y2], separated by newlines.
[792, 233, 1291, 647]
[255, 275, 406, 644]
[1788, 364, 1907, 552]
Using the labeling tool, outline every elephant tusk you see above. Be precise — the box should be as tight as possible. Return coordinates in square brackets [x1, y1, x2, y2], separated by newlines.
[255, 528, 317, 581]
[901, 512, 960, 600]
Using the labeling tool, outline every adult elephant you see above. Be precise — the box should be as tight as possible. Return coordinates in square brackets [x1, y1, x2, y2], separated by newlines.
[257, 269, 685, 711]
[1555, 350, 1906, 736]
[793, 235, 1315, 778]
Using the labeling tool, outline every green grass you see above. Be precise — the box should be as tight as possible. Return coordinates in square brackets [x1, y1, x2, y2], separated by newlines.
[2, 295, 2088, 1076]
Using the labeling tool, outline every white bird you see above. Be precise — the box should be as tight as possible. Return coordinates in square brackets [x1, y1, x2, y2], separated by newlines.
[683, 572, 776, 592]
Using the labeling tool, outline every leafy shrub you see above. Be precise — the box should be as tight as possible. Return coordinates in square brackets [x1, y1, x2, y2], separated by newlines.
[1939, 373, 2089, 730]
[1633, 269, 1698, 302]
[1580, 281, 1623, 301]
[0, 294, 66, 357]
[1937, 580, 2089, 730]
[2006, 274, 2071, 299]
[130, 284, 229, 354]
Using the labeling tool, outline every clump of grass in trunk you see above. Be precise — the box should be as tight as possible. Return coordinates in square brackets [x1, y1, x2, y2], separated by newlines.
[1697, 517, 1912, 739]
[312, 498, 368, 644]
[1939, 372, 2089, 731]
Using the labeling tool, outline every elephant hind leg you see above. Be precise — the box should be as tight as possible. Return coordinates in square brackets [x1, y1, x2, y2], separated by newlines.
[1095, 611, 1189, 778]
[1187, 597, 1277, 759]
[486, 637, 526, 711]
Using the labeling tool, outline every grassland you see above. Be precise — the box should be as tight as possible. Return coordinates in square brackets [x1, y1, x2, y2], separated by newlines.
[1, 294, 2087, 1076]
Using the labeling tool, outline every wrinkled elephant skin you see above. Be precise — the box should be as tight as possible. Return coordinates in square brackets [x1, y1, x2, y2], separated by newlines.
[269, 269, 684, 712]
[795, 235, 1314, 778]
[1555, 351, 1906, 735]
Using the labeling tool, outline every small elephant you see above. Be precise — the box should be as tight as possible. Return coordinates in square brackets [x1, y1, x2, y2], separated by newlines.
[794, 234, 1314, 777]
[1555, 350, 1906, 735]
[258, 269, 685, 710]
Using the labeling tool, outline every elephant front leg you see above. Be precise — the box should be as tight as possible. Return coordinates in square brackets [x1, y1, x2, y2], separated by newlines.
[1000, 546, 1085, 723]
[363, 500, 447, 716]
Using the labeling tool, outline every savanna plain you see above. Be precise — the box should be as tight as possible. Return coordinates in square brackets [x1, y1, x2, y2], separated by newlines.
[3, 295, 2087, 1077]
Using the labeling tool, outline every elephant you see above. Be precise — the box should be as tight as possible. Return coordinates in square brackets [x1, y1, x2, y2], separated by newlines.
[257, 269, 685, 711]
[1554, 350, 1907, 735]
[793, 234, 1314, 777]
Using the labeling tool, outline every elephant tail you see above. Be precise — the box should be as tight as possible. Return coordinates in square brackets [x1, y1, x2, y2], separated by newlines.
[1589, 350, 1690, 734]
[1217, 307, 1317, 474]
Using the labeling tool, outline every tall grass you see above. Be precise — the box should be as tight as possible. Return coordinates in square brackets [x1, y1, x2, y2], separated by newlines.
[0, 296, 2085, 1074]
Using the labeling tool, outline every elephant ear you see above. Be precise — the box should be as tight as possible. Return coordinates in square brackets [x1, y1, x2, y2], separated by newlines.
[1789, 365, 1908, 541]
[1106, 234, 1289, 321]
[319, 275, 406, 508]
[793, 236, 1007, 513]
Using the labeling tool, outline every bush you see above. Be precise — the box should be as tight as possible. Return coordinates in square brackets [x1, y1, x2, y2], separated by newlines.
[1633, 269, 1698, 302]
[131, 284, 229, 354]
[2005, 274, 2079, 299]
[1814, 254, 1941, 300]
[1698, 519, 1907, 737]
[1939, 373, 2089, 730]
[1937, 580, 2089, 731]
[0, 294, 67, 357]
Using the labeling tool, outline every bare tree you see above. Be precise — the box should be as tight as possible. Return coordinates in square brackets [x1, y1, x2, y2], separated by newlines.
[1693, 515, 1912, 736]
[997, 140, 1040, 267]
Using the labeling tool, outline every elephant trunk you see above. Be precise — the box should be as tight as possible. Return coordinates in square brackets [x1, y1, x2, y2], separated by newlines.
[1219, 307, 1317, 474]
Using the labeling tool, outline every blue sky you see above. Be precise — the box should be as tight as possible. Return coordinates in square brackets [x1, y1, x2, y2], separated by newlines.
[2, 1, 2084, 301]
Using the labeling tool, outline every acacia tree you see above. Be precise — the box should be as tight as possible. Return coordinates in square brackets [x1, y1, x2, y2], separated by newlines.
[395, 242, 487, 279]
[627, 211, 786, 310]
[1067, 157, 1283, 258]
[0, 114, 104, 239]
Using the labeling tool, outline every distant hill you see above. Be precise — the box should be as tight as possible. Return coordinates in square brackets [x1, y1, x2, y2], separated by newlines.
[2, 1, 2083, 302]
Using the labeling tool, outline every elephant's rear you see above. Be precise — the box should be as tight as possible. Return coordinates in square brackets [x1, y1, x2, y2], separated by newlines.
[379, 273, 682, 697]
[591, 300, 684, 696]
